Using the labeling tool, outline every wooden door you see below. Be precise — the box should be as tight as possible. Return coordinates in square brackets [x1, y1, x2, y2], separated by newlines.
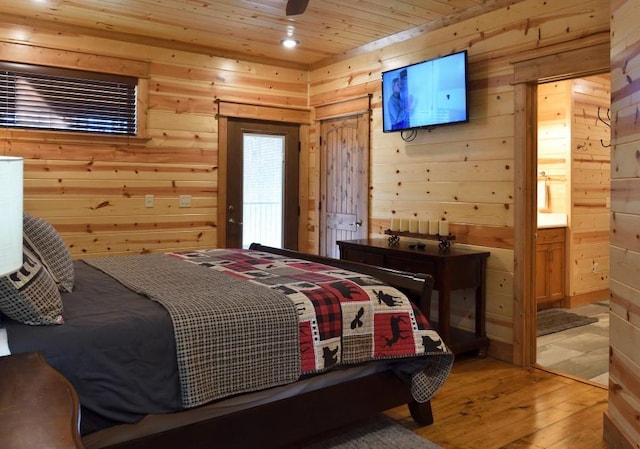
[226, 118, 299, 250]
[320, 113, 369, 258]
[535, 244, 548, 305]
[546, 242, 565, 302]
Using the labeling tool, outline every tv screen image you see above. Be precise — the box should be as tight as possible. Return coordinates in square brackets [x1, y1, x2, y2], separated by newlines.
[381, 50, 468, 133]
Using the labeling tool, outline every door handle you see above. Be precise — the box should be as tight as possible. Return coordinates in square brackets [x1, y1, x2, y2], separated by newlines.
[351, 219, 363, 227]
[228, 218, 243, 225]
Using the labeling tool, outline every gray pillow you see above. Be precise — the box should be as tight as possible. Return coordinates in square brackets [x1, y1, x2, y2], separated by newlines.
[23, 212, 74, 292]
[0, 246, 64, 325]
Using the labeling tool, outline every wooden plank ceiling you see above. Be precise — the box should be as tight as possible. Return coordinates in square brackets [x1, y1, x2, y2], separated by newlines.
[0, 0, 524, 69]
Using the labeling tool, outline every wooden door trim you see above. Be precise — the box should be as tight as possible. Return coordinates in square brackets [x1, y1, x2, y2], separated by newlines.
[511, 41, 610, 84]
[318, 112, 370, 257]
[313, 96, 371, 254]
[513, 82, 538, 367]
[217, 101, 310, 249]
[512, 38, 610, 367]
[315, 95, 372, 120]
[218, 115, 229, 248]
[217, 100, 310, 124]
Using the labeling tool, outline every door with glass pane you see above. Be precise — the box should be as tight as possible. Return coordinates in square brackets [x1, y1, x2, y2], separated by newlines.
[226, 119, 299, 249]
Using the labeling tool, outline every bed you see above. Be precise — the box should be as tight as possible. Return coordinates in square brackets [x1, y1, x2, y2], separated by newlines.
[0, 215, 453, 449]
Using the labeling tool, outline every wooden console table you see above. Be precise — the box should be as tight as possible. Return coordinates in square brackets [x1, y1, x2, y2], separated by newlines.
[337, 238, 490, 356]
[0, 352, 84, 449]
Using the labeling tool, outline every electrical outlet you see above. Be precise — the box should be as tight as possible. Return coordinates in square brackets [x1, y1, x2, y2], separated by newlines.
[145, 194, 154, 208]
[179, 195, 192, 208]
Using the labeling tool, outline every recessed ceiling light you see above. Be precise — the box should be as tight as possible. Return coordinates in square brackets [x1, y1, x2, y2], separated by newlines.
[282, 24, 298, 49]
[281, 37, 299, 49]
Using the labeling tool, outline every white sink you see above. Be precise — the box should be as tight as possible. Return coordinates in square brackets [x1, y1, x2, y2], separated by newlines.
[537, 213, 567, 228]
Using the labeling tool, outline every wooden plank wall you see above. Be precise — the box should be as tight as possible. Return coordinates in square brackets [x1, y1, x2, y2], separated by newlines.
[606, 0, 640, 447]
[0, 24, 308, 258]
[309, 0, 609, 359]
[537, 80, 571, 215]
[569, 75, 611, 304]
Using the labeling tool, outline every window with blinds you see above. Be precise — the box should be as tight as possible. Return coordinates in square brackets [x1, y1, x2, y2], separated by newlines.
[0, 62, 137, 135]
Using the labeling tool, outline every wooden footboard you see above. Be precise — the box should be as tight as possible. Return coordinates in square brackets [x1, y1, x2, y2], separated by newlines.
[103, 370, 429, 449]
[1, 352, 432, 449]
[248, 243, 435, 318]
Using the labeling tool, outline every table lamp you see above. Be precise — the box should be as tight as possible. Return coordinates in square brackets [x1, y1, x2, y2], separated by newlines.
[0, 156, 23, 276]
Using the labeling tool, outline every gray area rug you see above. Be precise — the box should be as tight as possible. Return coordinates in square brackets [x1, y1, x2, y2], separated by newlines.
[537, 308, 599, 336]
[304, 418, 441, 449]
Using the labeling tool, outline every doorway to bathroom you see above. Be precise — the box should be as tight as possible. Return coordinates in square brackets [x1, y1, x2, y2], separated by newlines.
[534, 73, 611, 385]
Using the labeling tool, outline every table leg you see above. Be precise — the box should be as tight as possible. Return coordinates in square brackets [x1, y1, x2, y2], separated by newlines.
[438, 289, 451, 345]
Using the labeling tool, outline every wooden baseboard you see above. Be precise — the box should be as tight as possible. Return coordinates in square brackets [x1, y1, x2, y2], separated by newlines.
[487, 339, 513, 363]
[564, 289, 609, 309]
[603, 411, 635, 449]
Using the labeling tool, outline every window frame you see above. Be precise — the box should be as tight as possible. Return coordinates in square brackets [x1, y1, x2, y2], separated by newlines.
[0, 42, 150, 143]
[1, 61, 138, 136]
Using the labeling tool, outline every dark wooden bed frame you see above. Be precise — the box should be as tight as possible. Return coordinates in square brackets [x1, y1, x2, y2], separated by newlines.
[77, 245, 438, 449]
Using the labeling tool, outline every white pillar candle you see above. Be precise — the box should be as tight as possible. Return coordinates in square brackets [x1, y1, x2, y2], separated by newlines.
[390, 217, 400, 231]
[409, 219, 419, 233]
[399, 218, 409, 232]
[419, 220, 428, 234]
[428, 220, 439, 235]
[438, 220, 449, 236]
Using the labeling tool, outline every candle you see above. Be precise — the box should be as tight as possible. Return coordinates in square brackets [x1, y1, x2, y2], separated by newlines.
[409, 219, 419, 233]
[428, 220, 439, 235]
[399, 218, 409, 232]
[390, 217, 400, 231]
[419, 220, 428, 234]
[439, 220, 449, 236]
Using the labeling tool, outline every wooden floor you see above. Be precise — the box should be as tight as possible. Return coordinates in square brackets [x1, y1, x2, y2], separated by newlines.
[385, 356, 610, 449]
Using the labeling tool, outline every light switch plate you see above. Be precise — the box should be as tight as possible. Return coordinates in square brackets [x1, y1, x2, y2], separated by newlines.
[179, 195, 192, 208]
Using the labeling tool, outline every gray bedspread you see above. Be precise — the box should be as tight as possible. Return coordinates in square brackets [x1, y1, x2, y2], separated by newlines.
[5, 261, 182, 434]
[85, 254, 300, 408]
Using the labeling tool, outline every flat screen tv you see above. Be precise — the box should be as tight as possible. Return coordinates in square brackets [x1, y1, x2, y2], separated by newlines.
[381, 50, 469, 133]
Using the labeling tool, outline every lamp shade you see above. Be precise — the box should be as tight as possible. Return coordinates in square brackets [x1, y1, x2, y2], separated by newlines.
[0, 156, 23, 276]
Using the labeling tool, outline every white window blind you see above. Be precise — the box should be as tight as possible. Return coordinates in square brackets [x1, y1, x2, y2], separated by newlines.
[0, 62, 137, 135]
[242, 133, 285, 249]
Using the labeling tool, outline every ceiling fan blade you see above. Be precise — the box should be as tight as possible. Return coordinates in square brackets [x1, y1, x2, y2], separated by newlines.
[286, 0, 309, 16]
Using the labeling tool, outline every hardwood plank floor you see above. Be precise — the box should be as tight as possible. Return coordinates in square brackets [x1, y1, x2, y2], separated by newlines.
[386, 356, 609, 449]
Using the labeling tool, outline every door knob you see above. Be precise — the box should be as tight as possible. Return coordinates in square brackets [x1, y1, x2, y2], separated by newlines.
[352, 219, 363, 227]
[228, 218, 243, 225]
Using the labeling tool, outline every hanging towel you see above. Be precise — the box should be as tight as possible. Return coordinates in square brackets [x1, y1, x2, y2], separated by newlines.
[537, 180, 548, 210]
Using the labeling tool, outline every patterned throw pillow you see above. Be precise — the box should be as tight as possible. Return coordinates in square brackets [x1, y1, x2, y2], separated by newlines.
[0, 246, 64, 325]
[23, 212, 74, 292]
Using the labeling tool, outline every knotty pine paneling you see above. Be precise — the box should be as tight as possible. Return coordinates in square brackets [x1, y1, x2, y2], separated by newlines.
[607, 0, 640, 447]
[0, 25, 307, 258]
[537, 80, 570, 214]
[310, 0, 609, 359]
[568, 75, 611, 301]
